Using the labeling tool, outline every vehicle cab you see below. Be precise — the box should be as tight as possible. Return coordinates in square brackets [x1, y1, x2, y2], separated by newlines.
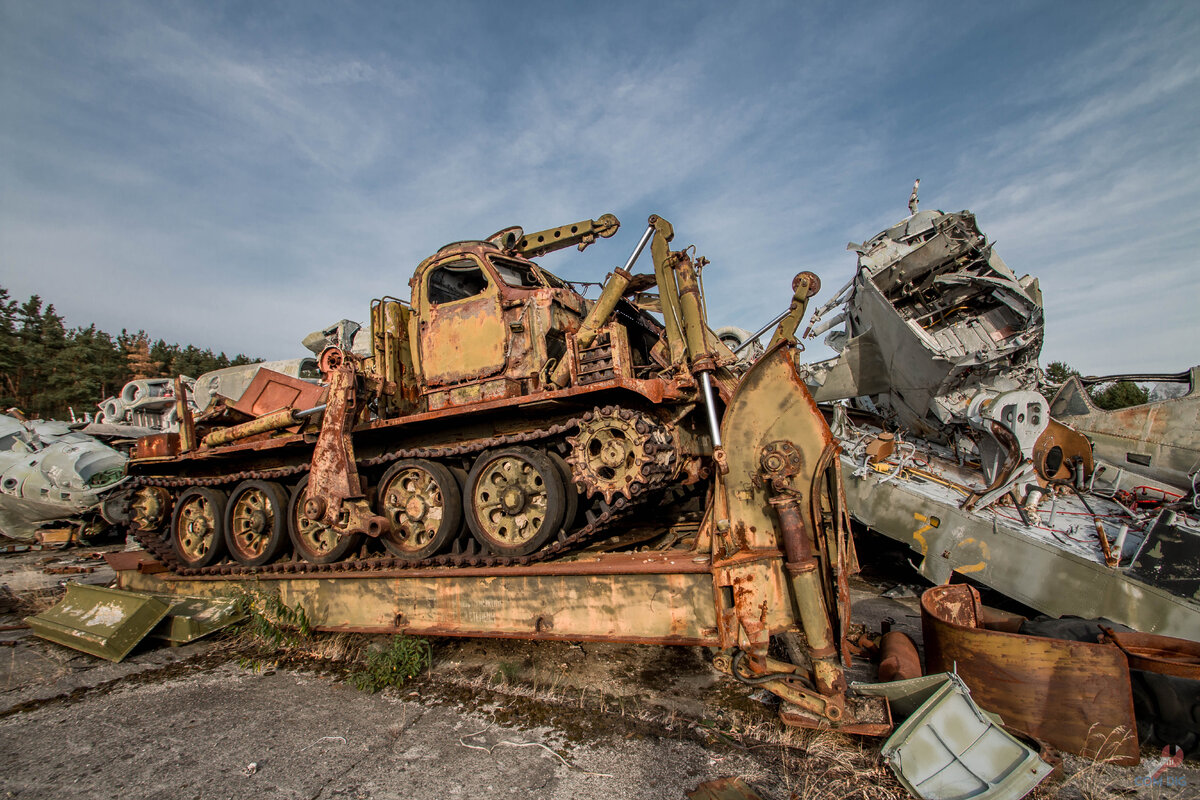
[408, 241, 587, 410]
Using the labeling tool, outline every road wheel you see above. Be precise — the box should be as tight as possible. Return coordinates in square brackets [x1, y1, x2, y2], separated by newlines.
[465, 447, 565, 557]
[547, 452, 579, 534]
[376, 459, 462, 560]
[287, 476, 362, 564]
[224, 480, 290, 566]
[170, 487, 228, 568]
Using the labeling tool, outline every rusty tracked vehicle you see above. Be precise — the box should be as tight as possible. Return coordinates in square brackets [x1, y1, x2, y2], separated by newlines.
[117, 213, 889, 732]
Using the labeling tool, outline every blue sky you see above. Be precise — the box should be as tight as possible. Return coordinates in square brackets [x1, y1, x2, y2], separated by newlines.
[1, 1, 1197, 374]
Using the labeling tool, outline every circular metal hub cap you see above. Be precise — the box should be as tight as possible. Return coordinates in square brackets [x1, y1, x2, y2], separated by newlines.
[381, 466, 447, 551]
[473, 456, 548, 546]
[177, 496, 216, 559]
[230, 488, 274, 559]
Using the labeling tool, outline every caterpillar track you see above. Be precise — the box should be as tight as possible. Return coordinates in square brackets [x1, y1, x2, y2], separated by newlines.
[125, 408, 684, 577]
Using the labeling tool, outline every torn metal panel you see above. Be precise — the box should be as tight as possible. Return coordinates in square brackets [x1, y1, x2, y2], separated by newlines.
[921, 584, 1140, 765]
[801, 209, 1044, 440]
[1101, 629, 1200, 680]
[230, 367, 325, 420]
[25, 583, 170, 662]
[1049, 368, 1200, 492]
[836, 429, 1200, 638]
[857, 672, 1054, 800]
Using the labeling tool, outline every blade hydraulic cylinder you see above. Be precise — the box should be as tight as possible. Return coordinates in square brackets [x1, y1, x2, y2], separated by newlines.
[768, 273, 820, 351]
[649, 216, 687, 365]
[769, 493, 847, 697]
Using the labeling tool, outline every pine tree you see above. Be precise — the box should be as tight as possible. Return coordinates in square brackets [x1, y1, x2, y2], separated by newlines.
[0, 287, 261, 419]
[125, 331, 160, 380]
[1091, 381, 1150, 410]
[0, 287, 19, 409]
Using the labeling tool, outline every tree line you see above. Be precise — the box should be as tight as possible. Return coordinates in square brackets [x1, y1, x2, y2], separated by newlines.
[0, 285, 257, 421]
[1044, 361, 1150, 410]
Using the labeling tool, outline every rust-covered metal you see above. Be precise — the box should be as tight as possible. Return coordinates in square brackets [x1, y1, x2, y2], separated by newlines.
[877, 631, 922, 683]
[922, 584, 1139, 765]
[230, 368, 324, 419]
[117, 212, 876, 737]
[1100, 628, 1200, 680]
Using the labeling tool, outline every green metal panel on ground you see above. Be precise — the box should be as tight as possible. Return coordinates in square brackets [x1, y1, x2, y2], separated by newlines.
[25, 584, 170, 662]
[151, 596, 246, 645]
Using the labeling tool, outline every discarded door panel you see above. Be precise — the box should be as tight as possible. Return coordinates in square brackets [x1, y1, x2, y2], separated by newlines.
[857, 673, 1053, 800]
[151, 596, 246, 645]
[25, 583, 169, 662]
[921, 584, 1139, 765]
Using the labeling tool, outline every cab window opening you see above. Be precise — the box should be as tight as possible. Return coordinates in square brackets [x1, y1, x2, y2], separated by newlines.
[428, 260, 489, 305]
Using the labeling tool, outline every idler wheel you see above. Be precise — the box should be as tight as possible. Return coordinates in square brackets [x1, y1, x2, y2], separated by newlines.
[287, 475, 362, 564]
[376, 459, 463, 560]
[224, 480, 290, 566]
[465, 447, 565, 557]
[170, 487, 228, 568]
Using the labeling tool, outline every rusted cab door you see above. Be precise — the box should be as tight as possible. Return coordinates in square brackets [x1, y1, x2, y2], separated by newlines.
[418, 256, 507, 387]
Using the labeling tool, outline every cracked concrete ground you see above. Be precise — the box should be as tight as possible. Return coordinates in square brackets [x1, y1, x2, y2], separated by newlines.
[2, 536, 1197, 799]
[0, 652, 794, 800]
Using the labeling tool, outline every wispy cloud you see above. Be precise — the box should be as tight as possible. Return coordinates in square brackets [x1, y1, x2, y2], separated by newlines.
[1, 1, 1196, 375]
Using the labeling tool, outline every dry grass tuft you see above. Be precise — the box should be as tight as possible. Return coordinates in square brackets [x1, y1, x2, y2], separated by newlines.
[1046, 726, 1140, 800]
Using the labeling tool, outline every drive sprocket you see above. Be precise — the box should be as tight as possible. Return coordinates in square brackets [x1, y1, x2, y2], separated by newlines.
[565, 406, 677, 503]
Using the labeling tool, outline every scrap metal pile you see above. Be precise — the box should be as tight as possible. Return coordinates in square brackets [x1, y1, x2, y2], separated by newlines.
[796, 192, 1199, 639]
[6, 199, 1199, 799]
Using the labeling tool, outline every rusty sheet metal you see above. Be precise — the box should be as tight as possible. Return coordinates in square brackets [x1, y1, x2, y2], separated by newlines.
[103, 550, 166, 574]
[1031, 418, 1093, 482]
[230, 368, 324, 419]
[1102, 630, 1200, 680]
[685, 777, 765, 800]
[133, 432, 181, 460]
[120, 567, 725, 645]
[921, 584, 1139, 765]
[418, 284, 507, 387]
[25, 584, 170, 662]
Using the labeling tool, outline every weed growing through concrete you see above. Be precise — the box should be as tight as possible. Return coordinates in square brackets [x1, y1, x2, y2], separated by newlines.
[348, 635, 432, 693]
[228, 587, 312, 649]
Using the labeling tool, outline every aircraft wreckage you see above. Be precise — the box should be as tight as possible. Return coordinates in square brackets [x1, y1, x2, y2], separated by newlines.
[796, 192, 1199, 639]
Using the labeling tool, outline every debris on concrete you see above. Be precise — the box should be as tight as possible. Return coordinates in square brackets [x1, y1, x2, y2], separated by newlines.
[857, 672, 1054, 800]
[921, 584, 1140, 765]
[25, 583, 170, 662]
[24, 583, 245, 660]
